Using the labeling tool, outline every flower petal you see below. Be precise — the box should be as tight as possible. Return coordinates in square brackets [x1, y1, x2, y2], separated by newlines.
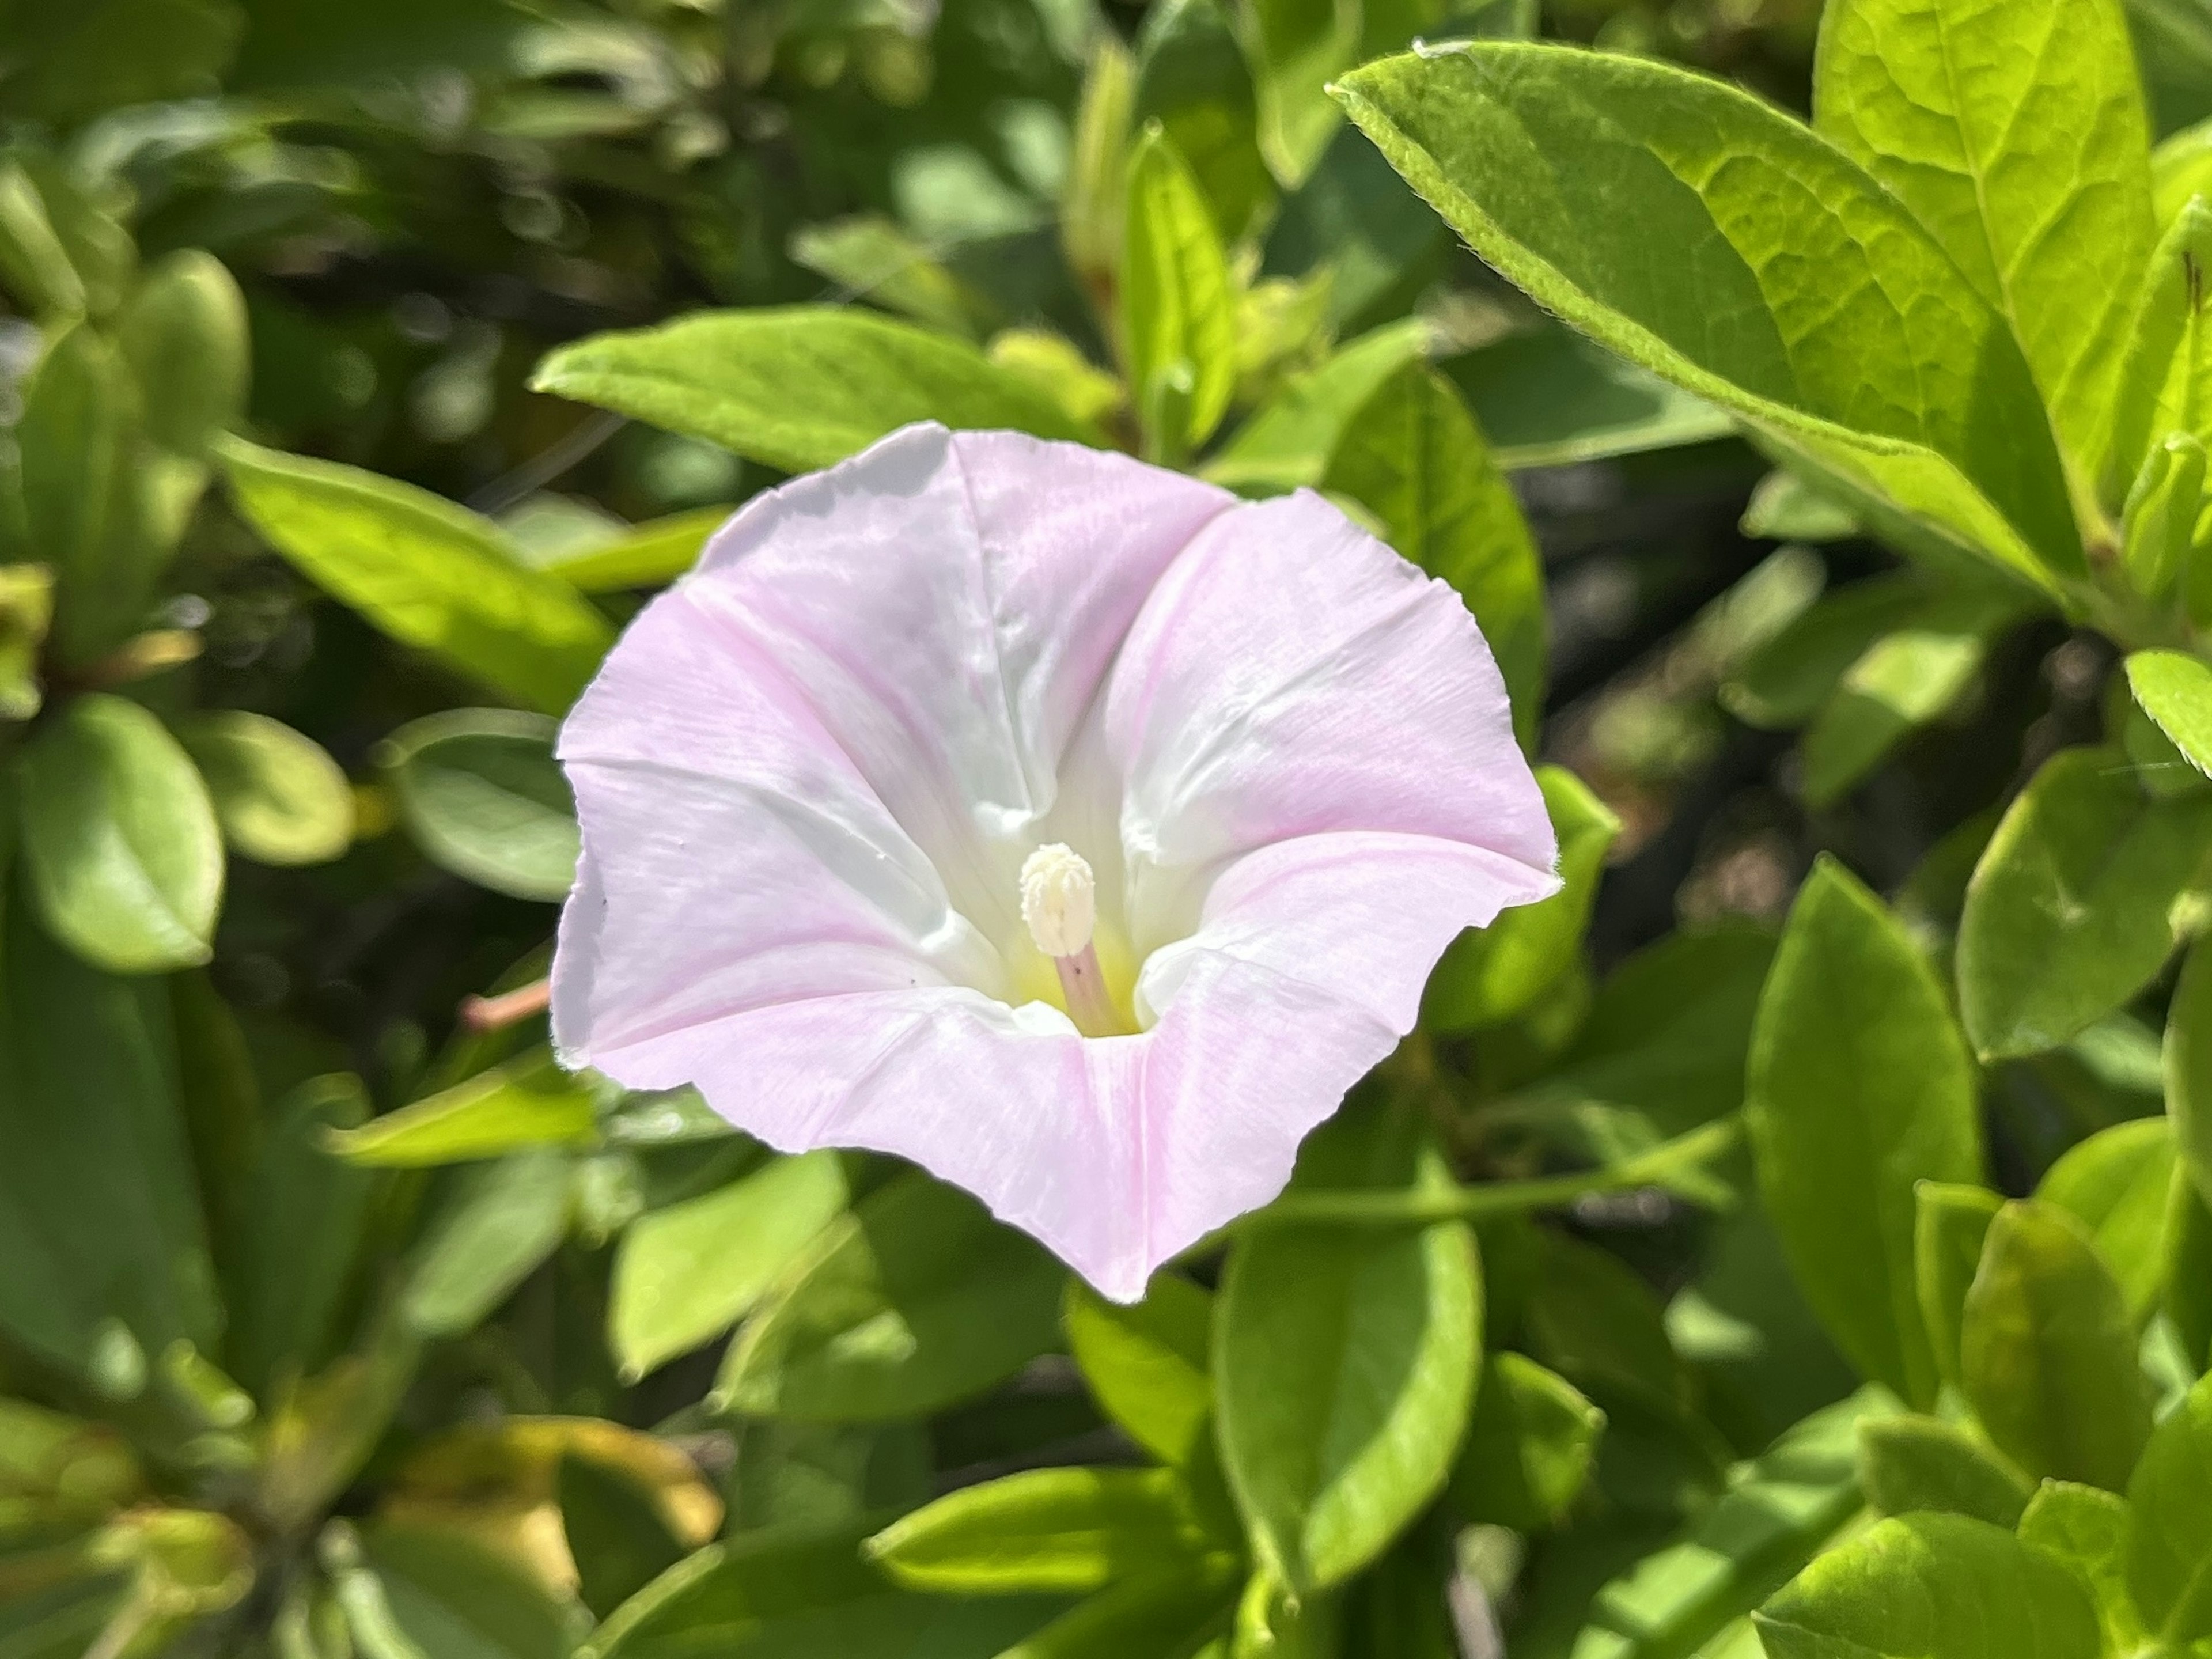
[1104, 489, 1555, 949]
[689, 423, 1231, 934]
[573, 958, 1397, 1303]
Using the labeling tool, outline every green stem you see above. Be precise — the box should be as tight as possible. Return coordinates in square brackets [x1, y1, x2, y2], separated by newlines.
[1229, 1116, 1744, 1234]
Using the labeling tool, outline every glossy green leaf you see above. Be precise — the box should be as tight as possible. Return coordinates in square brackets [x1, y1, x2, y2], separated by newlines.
[1813, 0, 2154, 476]
[0, 907, 222, 1378]
[1853, 1414, 2031, 1528]
[1570, 1392, 1882, 1658]
[1748, 857, 1982, 1407]
[0, 562, 53, 722]
[532, 308, 1096, 476]
[716, 1171, 1065, 1423]
[585, 1516, 1063, 1659]
[176, 710, 353, 867]
[2126, 1369, 2212, 1644]
[1321, 361, 1546, 740]
[219, 437, 612, 714]
[1063, 1275, 1214, 1468]
[1122, 126, 1236, 459]
[17, 692, 222, 974]
[399, 1149, 575, 1339]
[611, 1150, 850, 1380]
[119, 249, 248, 459]
[2107, 196, 2212, 497]
[1448, 1351, 1603, 1533]
[2017, 1482, 2147, 1659]
[1914, 1181, 2004, 1392]
[2129, 647, 2212, 779]
[868, 1467, 1219, 1595]
[539, 507, 727, 593]
[1960, 1199, 2150, 1491]
[0, 159, 85, 318]
[328, 1048, 599, 1168]
[2036, 1115, 2177, 1322]
[2172, 941, 2212, 1218]
[1335, 43, 2081, 590]
[1216, 1102, 1481, 1592]
[1957, 745, 2212, 1059]
[1753, 1512, 2100, 1659]
[377, 710, 578, 902]
[993, 1562, 1237, 1659]
[2165, 1161, 2212, 1368]
[1203, 320, 1427, 491]
[1422, 767, 1615, 1031]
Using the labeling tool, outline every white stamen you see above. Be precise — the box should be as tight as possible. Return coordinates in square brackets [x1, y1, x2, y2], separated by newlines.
[1020, 843, 1096, 959]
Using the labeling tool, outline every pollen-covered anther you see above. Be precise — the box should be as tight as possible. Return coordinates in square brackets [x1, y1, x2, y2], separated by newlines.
[1020, 843, 1096, 959]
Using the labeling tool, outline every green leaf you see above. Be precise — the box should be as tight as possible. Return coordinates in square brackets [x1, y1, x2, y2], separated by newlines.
[355, 1522, 579, 1659]
[1753, 1512, 2100, 1659]
[399, 1149, 575, 1339]
[715, 1171, 1065, 1423]
[1203, 319, 1427, 491]
[1813, 0, 2154, 480]
[1914, 1181, 2004, 1392]
[610, 1150, 850, 1381]
[585, 1517, 1064, 1659]
[1853, 1414, 2031, 1528]
[1798, 592, 2029, 808]
[217, 437, 613, 715]
[176, 710, 353, 868]
[1135, 0, 1271, 241]
[1062, 1274, 1215, 1468]
[789, 215, 997, 340]
[2165, 1161, 2212, 1368]
[0, 160, 85, 319]
[992, 1562, 1237, 1659]
[1122, 126, 1237, 460]
[1570, 1392, 1883, 1658]
[560, 1456, 687, 1625]
[2036, 1115, 2177, 1323]
[0, 562, 54, 722]
[532, 308, 1097, 476]
[376, 710, 578, 902]
[2128, 647, 2212, 779]
[1957, 746, 2212, 1059]
[119, 250, 248, 460]
[17, 321, 160, 667]
[2017, 1482, 2147, 1659]
[1239, 0, 1361, 185]
[2106, 196, 2212, 498]
[0, 907, 222, 1378]
[867, 1467, 1222, 1595]
[1421, 767, 1616, 1030]
[1320, 361, 1547, 741]
[220, 1074, 374, 1402]
[1722, 575, 1927, 732]
[1741, 470, 1865, 543]
[2126, 1369, 2212, 1644]
[2172, 941, 2212, 1219]
[17, 692, 222, 974]
[1445, 323, 1734, 471]
[1064, 35, 1137, 315]
[1334, 43, 2082, 591]
[1960, 1199, 2150, 1491]
[1215, 1101, 1482, 1592]
[539, 507, 727, 594]
[2122, 430, 2206, 596]
[1448, 1351, 1603, 1532]
[1747, 857, 1983, 1407]
[328, 1048, 599, 1168]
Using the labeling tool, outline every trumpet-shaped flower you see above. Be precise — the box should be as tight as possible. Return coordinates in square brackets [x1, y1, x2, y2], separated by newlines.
[551, 423, 1558, 1300]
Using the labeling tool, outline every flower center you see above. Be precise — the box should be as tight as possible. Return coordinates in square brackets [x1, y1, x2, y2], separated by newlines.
[1018, 843, 1135, 1039]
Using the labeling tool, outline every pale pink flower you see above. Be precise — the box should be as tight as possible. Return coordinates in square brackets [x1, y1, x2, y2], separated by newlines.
[551, 423, 1557, 1301]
